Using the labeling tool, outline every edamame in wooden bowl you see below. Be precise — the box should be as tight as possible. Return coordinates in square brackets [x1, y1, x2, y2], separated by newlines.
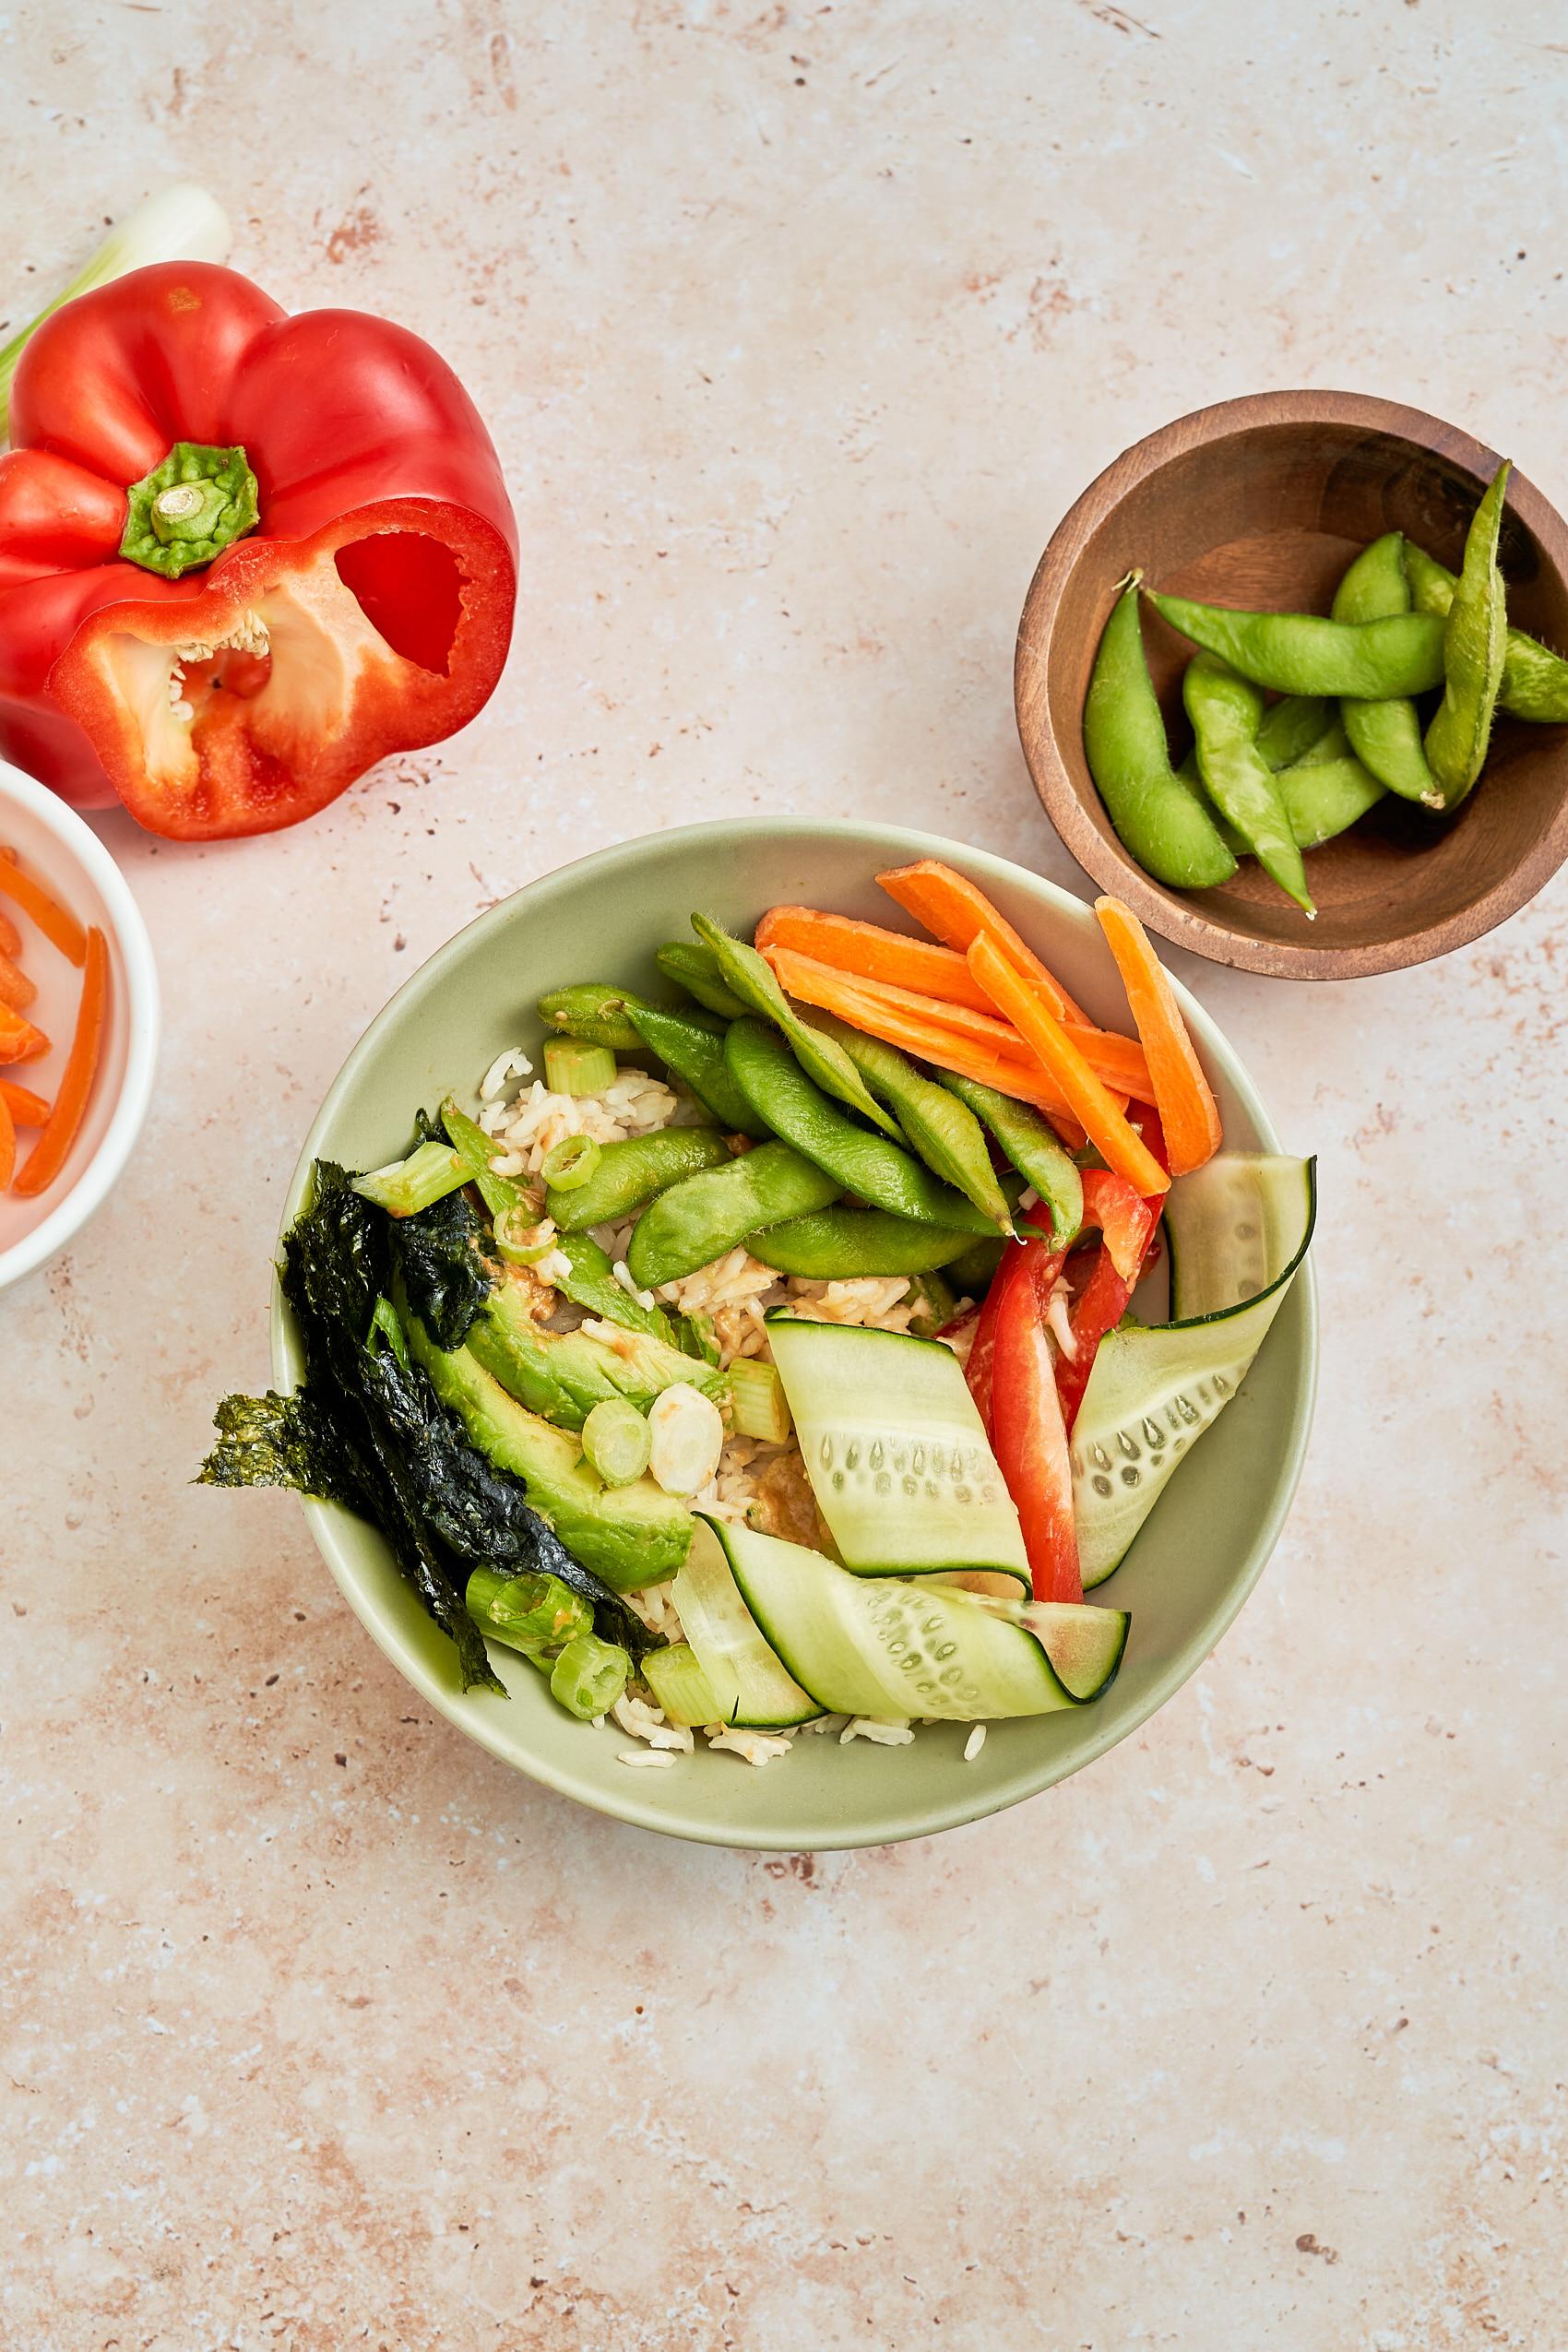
[260, 818, 1316, 1851]
[1016, 390, 1568, 980]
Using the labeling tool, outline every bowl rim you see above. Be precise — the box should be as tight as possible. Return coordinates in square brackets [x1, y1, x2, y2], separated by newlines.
[1016, 386, 1568, 980]
[269, 816, 1319, 1849]
[0, 762, 161, 1291]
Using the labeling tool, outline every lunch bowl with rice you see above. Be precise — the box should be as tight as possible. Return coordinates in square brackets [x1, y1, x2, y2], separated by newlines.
[252, 818, 1316, 1850]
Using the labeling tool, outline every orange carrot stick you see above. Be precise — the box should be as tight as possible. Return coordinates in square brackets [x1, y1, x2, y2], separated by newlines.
[0, 909, 21, 958]
[761, 942, 1154, 1100]
[968, 934, 1169, 1196]
[13, 927, 107, 1198]
[876, 860, 1088, 1026]
[0, 1077, 51, 1125]
[0, 1092, 13, 1191]
[754, 906, 1001, 1014]
[1094, 897, 1222, 1177]
[0, 849, 88, 967]
[0, 947, 38, 1013]
[0, 1004, 52, 1063]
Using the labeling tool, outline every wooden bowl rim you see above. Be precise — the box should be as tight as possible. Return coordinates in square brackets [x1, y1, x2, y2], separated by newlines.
[1016, 387, 1568, 980]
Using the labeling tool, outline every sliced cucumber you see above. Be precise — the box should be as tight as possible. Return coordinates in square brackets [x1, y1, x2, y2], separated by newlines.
[1073, 1154, 1316, 1587]
[716, 1518, 1111, 1721]
[671, 1519, 824, 1727]
[765, 1314, 1029, 1587]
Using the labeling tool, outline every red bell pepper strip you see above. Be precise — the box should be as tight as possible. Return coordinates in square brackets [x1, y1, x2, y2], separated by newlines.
[961, 1237, 1026, 1439]
[990, 1238, 1081, 1605]
[1053, 1170, 1164, 1436]
[0, 263, 517, 837]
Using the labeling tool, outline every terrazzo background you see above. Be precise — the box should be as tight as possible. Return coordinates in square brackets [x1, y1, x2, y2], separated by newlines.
[4, 3, 1567, 2345]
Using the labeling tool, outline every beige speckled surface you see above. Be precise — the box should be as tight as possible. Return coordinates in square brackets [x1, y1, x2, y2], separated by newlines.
[4, 5, 1567, 2346]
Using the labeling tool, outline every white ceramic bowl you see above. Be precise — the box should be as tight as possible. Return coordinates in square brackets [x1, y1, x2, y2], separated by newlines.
[0, 762, 160, 1292]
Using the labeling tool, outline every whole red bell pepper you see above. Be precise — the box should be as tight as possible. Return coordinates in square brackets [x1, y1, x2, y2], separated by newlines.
[0, 263, 517, 837]
[990, 1237, 1081, 1604]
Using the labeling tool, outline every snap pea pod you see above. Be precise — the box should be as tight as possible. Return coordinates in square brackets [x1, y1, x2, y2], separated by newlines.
[1425, 460, 1511, 808]
[544, 1128, 732, 1232]
[1254, 695, 1330, 769]
[537, 981, 659, 1052]
[1183, 654, 1314, 914]
[1405, 540, 1568, 722]
[625, 1140, 843, 1289]
[624, 1003, 769, 1139]
[1149, 590, 1447, 698]
[1082, 572, 1238, 888]
[655, 942, 753, 1021]
[1331, 533, 1440, 803]
[796, 1012, 1015, 1233]
[929, 1068, 1083, 1249]
[690, 914, 903, 1141]
[724, 1019, 998, 1235]
[748, 1206, 979, 1279]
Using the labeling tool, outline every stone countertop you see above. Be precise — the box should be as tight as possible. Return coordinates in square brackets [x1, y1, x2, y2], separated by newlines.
[5, 6, 1566, 2346]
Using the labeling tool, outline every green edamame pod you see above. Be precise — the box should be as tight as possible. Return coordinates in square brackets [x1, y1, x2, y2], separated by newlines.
[1405, 540, 1568, 723]
[902, 1268, 959, 1336]
[442, 1097, 530, 1223]
[748, 1206, 978, 1279]
[1425, 461, 1511, 808]
[794, 1012, 1016, 1233]
[537, 982, 658, 1052]
[1184, 655, 1314, 914]
[545, 1127, 733, 1232]
[1181, 731, 1385, 852]
[550, 1229, 678, 1342]
[689, 914, 904, 1141]
[724, 1019, 999, 1235]
[942, 1234, 1008, 1298]
[655, 943, 753, 1021]
[624, 1004, 769, 1139]
[1254, 695, 1330, 770]
[1331, 534, 1440, 803]
[1149, 590, 1447, 698]
[928, 1068, 1084, 1250]
[1082, 573, 1237, 889]
[626, 1140, 843, 1289]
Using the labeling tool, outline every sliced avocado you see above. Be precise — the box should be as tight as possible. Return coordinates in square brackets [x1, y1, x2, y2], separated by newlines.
[469, 1279, 727, 1431]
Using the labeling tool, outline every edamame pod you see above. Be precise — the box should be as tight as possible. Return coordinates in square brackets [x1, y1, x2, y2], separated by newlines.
[749, 1206, 980, 1278]
[1405, 540, 1568, 723]
[1254, 695, 1330, 770]
[544, 1127, 733, 1232]
[1177, 731, 1385, 854]
[624, 1003, 769, 1138]
[690, 914, 904, 1140]
[1331, 533, 1441, 803]
[725, 1019, 998, 1233]
[626, 1140, 843, 1289]
[655, 942, 753, 1021]
[1424, 462, 1511, 807]
[1083, 574, 1237, 889]
[929, 1068, 1084, 1249]
[796, 1012, 1015, 1233]
[1183, 654, 1314, 914]
[537, 982, 658, 1052]
[1149, 591, 1447, 697]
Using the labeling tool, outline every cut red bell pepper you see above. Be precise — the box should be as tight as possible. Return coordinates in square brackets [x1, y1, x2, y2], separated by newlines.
[962, 1237, 1027, 1439]
[990, 1239, 1081, 1604]
[0, 263, 517, 837]
[1053, 1170, 1164, 1435]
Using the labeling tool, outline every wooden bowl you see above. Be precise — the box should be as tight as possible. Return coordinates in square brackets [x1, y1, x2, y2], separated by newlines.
[1016, 389, 1568, 979]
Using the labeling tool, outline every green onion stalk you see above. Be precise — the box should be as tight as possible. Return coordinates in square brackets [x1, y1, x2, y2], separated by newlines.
[1, 183, 231, 444]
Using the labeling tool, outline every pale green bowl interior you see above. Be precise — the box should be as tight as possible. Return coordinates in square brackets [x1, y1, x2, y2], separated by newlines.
[271, 819, 1318, 1850]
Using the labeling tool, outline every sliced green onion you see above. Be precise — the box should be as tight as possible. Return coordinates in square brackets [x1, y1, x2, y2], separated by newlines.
[647, 1383, 725, 1495]
[466, 1567, 592, 1660]
[540, 1132, 601, 1192]
[550, 1632, 630, 1719]
[2, 184, 231, 443]
[351, 1140, 466, 1218]
[543, 1039, 617, 1097]
[493, 1204, 559, 1267]
[641, 1643, 723, 1728]
[581, 1397, 653, 1487]
[728, 1358, 792, 1444]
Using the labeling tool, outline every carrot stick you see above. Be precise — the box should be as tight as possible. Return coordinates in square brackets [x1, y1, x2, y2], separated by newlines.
[766, 944, 1090, 1147]
[0, 1004, 52, 1064]
[0, 850, 88, 967]
[760, 942, 1154, 1100]
[754, 906, 1001, 1014]
[0, 909, 21, 958]
[0, 1077, 51, 1125]
[968, 934, 1169, 1196]
[0, 947, 38, 1013]
[876, 860, 1088, 1026]
[13, 927, 107, 1198]
[0, 1092, 13, 1191]
[1094, 897, 1222, 1178]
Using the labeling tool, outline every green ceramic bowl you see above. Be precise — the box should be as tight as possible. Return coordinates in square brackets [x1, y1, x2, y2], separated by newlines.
[272, 819, 1317, 1851]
